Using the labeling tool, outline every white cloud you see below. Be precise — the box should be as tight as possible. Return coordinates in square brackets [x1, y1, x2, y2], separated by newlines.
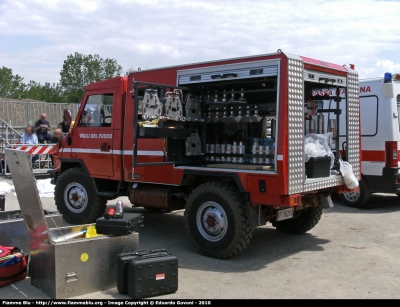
[356, 60, 400, 80]
[1, 0, 400, 83]
[375, 60, 400, 73]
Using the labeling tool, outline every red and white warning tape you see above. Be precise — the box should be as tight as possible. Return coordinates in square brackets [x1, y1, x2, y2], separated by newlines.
[13, 145, 54, 155]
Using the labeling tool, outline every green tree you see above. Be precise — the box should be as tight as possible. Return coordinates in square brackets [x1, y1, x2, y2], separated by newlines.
[0, 66, 26, 98]
[23, 81, 64, 102]
[125, 66, 137, 76]
[59, 52, 123, 103]
[42, 82, 64, 102]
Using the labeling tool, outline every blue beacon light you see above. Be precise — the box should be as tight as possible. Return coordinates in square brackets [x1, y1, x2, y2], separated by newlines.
[384, 72, 392, 83]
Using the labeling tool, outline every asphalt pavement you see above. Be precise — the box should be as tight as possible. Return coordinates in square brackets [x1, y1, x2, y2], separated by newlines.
[1, 176, 400, 299]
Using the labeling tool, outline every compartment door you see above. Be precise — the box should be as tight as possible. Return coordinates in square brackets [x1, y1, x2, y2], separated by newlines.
[177, 60, 279, 85]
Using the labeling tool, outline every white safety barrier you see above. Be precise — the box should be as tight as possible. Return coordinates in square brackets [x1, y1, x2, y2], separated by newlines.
[0, 144, 54, 176]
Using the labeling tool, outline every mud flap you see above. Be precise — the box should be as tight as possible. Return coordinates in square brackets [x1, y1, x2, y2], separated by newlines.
[319, 194, 334, 209]
[245, 195, 266, 228]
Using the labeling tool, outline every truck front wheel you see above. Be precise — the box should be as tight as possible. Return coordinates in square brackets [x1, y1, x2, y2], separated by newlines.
[55, 167, 107, 224]
[272, 201, 323, 234]
[184, 182, 253, 259]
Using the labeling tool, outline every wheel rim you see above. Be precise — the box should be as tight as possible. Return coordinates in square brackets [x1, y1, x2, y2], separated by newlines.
[196, 201, 228, 242]
[64, 182, 88, 213]
[342, 190, 361, 203]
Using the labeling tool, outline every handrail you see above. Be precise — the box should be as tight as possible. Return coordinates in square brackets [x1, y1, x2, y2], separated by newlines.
[0, 118, 23, 137]
[0, 117, 23, 153]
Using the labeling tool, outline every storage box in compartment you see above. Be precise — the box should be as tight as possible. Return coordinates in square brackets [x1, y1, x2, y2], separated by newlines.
[305, 156, 331, 178]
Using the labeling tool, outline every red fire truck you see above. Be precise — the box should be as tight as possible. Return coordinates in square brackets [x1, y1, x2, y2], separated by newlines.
[51, 50, 361, 258]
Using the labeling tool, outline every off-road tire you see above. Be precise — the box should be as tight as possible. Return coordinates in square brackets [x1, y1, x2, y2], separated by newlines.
[55, 167, 107, 224]
[273, 201, 323, 234]
[339, 178, 370, 208]
[184, 181, 253, 259]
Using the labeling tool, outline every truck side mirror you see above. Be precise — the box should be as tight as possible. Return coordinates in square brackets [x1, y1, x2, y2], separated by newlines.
[63, 109, 72, 126]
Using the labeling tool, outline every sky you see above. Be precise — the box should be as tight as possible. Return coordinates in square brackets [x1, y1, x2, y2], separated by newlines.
[1, 0, 400, 84]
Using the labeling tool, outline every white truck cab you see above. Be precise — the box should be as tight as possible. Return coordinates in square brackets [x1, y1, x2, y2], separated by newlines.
[340, 72, 400, 207]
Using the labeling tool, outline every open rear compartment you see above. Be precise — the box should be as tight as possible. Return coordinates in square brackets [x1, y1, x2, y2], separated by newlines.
[133, 60, 280, 173]
[303, 69, 349, 181]
[183, 74, 278, 172]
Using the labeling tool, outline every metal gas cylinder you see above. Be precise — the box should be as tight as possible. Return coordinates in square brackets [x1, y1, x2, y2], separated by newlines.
[116, 199, 124, 213]
[317, 114, 324, 134]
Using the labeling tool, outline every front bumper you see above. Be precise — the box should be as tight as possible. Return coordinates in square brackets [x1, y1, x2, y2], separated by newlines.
[381, 167, 400, 193]
[364, 167, 400, 194]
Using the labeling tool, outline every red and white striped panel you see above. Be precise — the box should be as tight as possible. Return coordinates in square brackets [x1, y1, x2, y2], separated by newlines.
[13, 145, 54, 155]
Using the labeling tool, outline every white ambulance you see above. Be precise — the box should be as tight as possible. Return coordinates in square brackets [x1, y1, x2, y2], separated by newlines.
[339, 72, 400, 207]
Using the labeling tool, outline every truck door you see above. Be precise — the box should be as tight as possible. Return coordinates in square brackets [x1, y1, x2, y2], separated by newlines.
[71, 90, 115, 178]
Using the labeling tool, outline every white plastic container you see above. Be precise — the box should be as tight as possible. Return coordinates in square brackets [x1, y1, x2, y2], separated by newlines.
[232, 142, 238, 155]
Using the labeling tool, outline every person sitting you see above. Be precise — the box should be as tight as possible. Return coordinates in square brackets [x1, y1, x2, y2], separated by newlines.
[58, 121, 69, 134]
[58, 110, 72, 133]
[92, 105, 105, 126]
[34, 113, 52, 143]
[22, 126, 39, 165]
[51, 128, 65, 143]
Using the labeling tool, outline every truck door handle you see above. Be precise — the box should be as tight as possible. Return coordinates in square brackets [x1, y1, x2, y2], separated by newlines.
[211, 73, 238, 79]
[100, 143, 111, 151]
[222, 73, 237, 78]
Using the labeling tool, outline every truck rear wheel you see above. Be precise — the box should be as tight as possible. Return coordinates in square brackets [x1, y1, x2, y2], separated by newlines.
[184, 182, 253, 259]
[55, 167, 107, 224]
[339, 178, 370, 208]
[273, 201, 323, 234]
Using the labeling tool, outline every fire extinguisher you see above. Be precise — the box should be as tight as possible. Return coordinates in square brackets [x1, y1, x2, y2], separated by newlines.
[341, 141, 347, 161]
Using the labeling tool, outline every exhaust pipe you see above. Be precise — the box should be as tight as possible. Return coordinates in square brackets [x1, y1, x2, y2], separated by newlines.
[129, 184, 187, 210]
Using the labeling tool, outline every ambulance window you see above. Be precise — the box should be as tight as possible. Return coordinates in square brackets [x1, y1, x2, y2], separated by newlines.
[359, 96, 378, 136]
[78, 94, 113, 127]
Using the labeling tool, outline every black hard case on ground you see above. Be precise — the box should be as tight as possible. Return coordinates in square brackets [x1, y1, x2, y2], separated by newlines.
[116, 250, 167, 294]
[95, 213, 143, 236]
[117, 249, 178, 298]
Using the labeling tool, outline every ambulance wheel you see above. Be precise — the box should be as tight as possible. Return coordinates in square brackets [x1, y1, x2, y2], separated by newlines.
[55, 167, 107, 224]
[184, 181, 253, 259]
[272, 201, 323, 234]
[339, 178, 370, 208]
